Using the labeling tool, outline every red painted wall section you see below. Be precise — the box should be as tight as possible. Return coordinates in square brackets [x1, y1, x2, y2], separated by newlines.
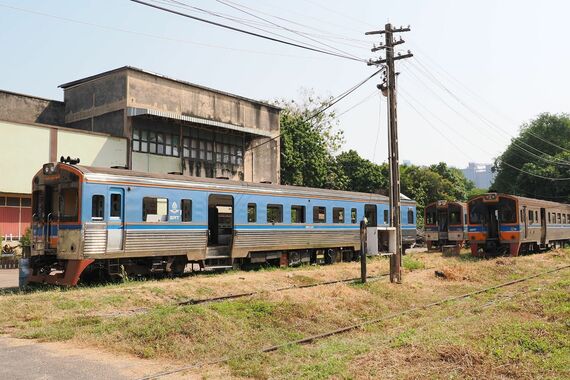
[0, 206, 31, 239]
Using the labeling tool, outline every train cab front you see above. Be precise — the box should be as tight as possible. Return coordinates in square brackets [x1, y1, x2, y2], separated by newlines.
[468, 193, 519, 256]
[29, 162, 92, 286]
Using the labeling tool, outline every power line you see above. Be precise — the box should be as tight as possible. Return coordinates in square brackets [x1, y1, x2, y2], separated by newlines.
[213, 0, 365, 60]
[406, 59, 570, 165]
[398, 85, 570, 181]
[402, 60, 570, 168]
[158, 0, 365, 60]
[246, 68, 384, 153]
[0, 2, 335, 60]
[407, 45, 570, 155]
[130, 0, 366, 62]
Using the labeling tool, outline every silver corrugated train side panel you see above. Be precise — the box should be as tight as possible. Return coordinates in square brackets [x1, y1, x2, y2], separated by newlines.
[83, 223, 107, 256]
[232, 228, 360, 258]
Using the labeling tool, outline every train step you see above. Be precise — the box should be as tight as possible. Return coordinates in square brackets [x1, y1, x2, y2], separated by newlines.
[204, 265, 233, 271]
[206, 246, 230, 258]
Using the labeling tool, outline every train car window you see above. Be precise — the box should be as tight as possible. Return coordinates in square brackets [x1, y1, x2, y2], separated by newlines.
[143, 197, 168, 222]
[351, 208, 357, 224]
[291, 205, 305, 223]
[535, 211, 538, 223]
[548, 212, 551, 223]
[91, 195, 105, 220]
[267, 204, 283, 223]
[563, 214, 567, 224]
[498, 198, 516, 223]
[181, 199, 192, 222]
[469, 199, 486, 224]
[110, 194, 122, 218]
[407, 209, 414, 224]
[557, 213, 562, 224]
[333, 208, 345, 223]
[313, 206, 326, 223]
[528, 210, 534, 223]
[449, 209, 461, 224]
[464, 214, 467, 224]
[567, 214, 570, 224]
[59, 188, 78, 222]
[247, 203, 257, 223]
[384, 210, 389, 224]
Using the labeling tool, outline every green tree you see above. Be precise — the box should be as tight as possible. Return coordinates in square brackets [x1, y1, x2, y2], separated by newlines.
[275, 94, 347, 189]
[492, 113, 570, 202]
[336, 150, 388, 193]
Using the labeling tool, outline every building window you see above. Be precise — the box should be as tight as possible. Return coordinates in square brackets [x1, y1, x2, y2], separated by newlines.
[247, 203, 257, 223]
[21, 198, 31, 207]
[133, 128, 179, 157]
[313, 206, 326, 223]
[333, 207, 344, 223]
[92, 195, 104, 220]
[181, 199, 192, 222]
[0, 197, 5, 206]
[267, 204, 283, 223]
[6, 197, 20, 207]
[143, 197, 168, 222]
[351, 208, 357, 224]
[291, 205, 305, 223]
[408, 209, 414, 224]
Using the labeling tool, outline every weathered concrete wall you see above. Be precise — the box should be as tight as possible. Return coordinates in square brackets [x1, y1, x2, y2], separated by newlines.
[132, 152, 181, 173]
[63, 71, 127, 136]
[0, 91, 64, 126]
[127, 69, 280, 134]
[245, 138, 279, 184]
[57, 130, 126, 168]
[0, 121, 50, 194]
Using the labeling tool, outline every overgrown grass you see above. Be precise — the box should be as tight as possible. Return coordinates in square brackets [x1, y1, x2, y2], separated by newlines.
[0, 250, 568, 379]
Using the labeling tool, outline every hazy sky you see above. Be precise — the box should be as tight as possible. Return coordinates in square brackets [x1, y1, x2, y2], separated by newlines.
[1, 0, 568, 168]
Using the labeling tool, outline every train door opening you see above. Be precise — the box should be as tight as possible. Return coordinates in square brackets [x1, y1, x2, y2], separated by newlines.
[522, 206, 528, 239]
[437, 208, 448, 233]
[207, 194, 234, 247]
[486, 205, 499, 239]
[107, 188, 124, 251]
[540, 208, 546, 245]
[364, 204, 377, 226]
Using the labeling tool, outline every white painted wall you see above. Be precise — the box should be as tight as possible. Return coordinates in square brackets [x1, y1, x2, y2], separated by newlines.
[0, 121, 50, 194]
[132, 152, 181, 173]
[57, 130, 126, 168]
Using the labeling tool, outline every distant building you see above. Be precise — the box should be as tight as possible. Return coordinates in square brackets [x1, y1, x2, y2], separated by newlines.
[402, 160, 412, 166]
[461, 162, 495, 189]
[0, 66, 281, 239]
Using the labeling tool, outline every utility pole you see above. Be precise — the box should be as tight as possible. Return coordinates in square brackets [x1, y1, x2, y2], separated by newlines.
[366, 24, 413, 283]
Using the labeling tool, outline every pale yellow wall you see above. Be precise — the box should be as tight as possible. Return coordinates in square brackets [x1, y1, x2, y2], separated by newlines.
[132, 152, 181, 173]
[0, 121, 50, 194]
[57, 130, 126, 168]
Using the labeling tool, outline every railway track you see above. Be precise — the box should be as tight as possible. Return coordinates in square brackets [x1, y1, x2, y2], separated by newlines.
[135, 264, 570, 380]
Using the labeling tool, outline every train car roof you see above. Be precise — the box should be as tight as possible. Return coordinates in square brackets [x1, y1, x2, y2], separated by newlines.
[469, 193, 569, 208]
[67, 164, 416, 205]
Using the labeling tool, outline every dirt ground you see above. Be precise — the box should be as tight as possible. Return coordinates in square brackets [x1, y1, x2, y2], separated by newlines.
[0, 249, 568, 380]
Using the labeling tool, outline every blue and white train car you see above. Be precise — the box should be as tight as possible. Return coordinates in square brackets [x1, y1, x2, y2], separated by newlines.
[29, 162, 417, 285]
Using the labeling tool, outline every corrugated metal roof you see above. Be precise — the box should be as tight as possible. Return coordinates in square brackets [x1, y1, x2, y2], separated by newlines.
[127, 107, 274, 138]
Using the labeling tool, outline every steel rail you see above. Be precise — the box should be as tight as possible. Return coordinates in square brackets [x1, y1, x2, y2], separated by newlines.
[135, 264, 570, 380]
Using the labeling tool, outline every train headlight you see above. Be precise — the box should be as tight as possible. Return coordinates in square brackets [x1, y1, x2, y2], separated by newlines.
[42, 163, 56, 175]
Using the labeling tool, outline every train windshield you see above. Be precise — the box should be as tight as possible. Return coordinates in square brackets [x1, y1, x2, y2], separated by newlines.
[498, 197, 517, 223]
[469, 199, 486, 224]
[425, 205, 436, 225]
[449, 204, 462, 225]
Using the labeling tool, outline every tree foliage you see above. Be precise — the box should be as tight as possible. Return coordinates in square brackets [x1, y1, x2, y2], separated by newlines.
[276, 93, 477, 227]
[492, 113, 570, 202]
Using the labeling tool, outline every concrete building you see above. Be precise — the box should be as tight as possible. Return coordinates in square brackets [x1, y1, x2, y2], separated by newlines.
[0, 67, 281, 239]
[461, 162, 495, 189]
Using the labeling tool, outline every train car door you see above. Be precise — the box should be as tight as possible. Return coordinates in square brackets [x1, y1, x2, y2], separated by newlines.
[207, 194, 234, 247]
[540, 208, 546, 245]
[522, 206, 528, 239]
[107, 188, 124, 251]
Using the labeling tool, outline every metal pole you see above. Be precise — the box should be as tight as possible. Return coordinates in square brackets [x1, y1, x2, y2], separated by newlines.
[360, 220, 367, 283]
[385, 23, 403, 284]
